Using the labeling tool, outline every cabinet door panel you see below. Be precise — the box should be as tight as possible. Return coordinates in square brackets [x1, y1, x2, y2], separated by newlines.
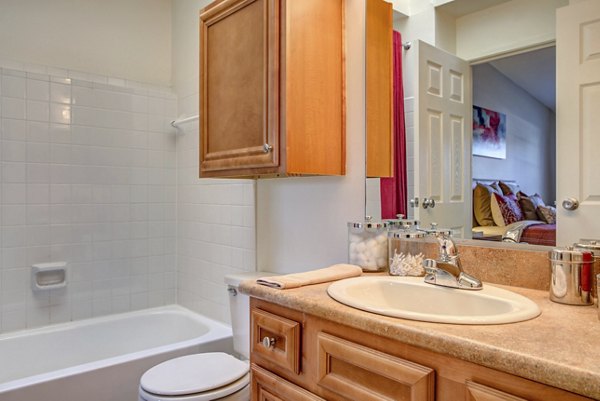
[316, 332, 434, 401]
[366, 0, 393, 178]
[200, 0, 279, 176]
[251, 308, 301, 374]
[466, 381, 528, 401]
[252, 364, 325, 401]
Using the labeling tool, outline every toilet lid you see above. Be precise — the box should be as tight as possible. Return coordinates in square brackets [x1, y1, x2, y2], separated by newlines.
[140, 353, 249, 396]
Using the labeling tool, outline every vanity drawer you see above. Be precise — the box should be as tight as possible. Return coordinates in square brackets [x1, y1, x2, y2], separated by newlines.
[251, 308, 301, 374]
[252, 364, 325, 401]
[316, 332, 435, 401]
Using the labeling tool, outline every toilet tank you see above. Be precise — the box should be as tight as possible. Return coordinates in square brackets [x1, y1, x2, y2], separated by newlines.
[224, 272, 277, 360]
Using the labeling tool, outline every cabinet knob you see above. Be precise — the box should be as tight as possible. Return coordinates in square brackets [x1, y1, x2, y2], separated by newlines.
[262, 336, 276, 349]
[263, 143, 273, 153]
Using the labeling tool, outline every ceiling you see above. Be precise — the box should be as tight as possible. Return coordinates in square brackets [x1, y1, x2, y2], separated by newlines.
[488, 46, 556, 112]
[435, 0, 512, 17]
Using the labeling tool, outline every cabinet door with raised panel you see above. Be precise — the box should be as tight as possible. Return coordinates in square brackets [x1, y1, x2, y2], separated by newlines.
[200, 0, 280, 177]
[466, 381, 528, 401]
[316, 332, 435, 401]
[251, 308, 301, 374]
[252, 365, 325, 401]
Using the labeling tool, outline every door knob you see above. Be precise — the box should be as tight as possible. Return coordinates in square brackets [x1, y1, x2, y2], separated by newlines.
[409, 197, 419, 208]
[562, 198, 579, 211]
[423, 198, 436, 209]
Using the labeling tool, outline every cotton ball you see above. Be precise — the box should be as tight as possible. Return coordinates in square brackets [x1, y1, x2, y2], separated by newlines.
[349, 242, 357, 253]
[376, 258, 387, 268]
[356, 241, 366, 253]
[366, 238, 377, 249]
[376, 234, 387, 243]
[358, 254, 368, 265]
[375, 245, 387, 258]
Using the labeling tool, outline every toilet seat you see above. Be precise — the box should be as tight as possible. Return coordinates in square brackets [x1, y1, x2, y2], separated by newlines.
[139, 353, 249, 401]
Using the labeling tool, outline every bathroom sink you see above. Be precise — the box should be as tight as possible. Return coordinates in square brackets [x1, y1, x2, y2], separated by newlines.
[327, 276, 541, 325]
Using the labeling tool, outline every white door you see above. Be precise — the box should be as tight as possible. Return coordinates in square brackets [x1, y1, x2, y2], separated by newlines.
[413, 40, 472, 238]
[556, 0, 600, 246]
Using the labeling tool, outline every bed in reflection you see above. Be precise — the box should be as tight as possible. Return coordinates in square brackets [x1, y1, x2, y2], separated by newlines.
[472, 179, 556, 246]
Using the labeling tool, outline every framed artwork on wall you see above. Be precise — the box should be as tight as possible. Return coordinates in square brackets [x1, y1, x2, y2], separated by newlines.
[472, 105, 507, 159]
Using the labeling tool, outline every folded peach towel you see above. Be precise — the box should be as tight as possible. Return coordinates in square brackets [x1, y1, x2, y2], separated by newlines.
[256, 264, 362, 289]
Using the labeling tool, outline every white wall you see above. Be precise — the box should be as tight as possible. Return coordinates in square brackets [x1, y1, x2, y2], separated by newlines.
[0, 65, 177, 334]
[455, 0, 568, 61]
[472, 63, 556, 203]
[0, 0, 172, 86]
[256, 0, 366, 274]
[435, 10, 456, 55]
[394, 10, 435, 53]
[171, 0, 256, 324]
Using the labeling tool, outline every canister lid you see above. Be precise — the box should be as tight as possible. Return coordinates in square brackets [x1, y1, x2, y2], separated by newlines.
[573, 240, 600, 256]
[386, 214, 420, 230]
[347, 216, 388, 229]
[420, 222, 452, 235]
[388, 230, 426, 239]
[548, 247, 592, 262]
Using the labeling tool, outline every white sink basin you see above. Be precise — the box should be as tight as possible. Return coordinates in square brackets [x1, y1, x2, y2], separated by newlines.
[327, 276, 541, 325]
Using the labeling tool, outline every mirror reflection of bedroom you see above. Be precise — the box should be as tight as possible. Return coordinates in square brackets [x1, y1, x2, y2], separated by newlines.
[471, 46, 556, 246]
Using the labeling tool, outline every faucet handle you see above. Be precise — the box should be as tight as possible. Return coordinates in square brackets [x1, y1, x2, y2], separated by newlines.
[422, 259, 438, 275]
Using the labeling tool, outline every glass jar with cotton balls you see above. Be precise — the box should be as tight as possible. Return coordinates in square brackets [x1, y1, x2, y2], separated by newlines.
[347, 217, 389, 272]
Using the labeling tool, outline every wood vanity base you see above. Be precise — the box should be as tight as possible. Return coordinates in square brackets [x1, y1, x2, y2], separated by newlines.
[250, 298, 592, 401]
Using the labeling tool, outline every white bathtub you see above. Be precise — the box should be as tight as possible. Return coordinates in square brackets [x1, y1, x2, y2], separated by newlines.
[0, 305, 233, 401]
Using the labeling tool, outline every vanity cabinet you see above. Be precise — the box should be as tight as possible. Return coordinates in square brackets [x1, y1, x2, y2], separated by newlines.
[250, 299, 593, 401]
[199, 0, 345, 178]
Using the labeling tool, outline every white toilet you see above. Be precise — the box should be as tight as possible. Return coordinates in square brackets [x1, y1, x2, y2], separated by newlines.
[139, 272, 272, 401]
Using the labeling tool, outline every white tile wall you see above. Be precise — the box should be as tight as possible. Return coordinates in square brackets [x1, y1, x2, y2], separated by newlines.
[405, 97, 415, 219]
[0, 65, 178, 333]
[172, 0, 257, 325]
[365, 178, 382, 220]
[175, 94, 256, 324]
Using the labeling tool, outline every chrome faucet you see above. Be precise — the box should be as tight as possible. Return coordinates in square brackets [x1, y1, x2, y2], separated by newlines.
[420, 223, 482, 290]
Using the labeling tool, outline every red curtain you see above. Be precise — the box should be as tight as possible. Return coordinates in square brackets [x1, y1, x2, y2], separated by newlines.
[380, 31, 407, 219]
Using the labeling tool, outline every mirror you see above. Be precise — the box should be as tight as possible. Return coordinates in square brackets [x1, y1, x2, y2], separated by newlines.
[365, 0, 560, 246]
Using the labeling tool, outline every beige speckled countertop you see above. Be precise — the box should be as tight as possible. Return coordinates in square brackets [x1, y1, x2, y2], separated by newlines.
[240, 275, 600, 399]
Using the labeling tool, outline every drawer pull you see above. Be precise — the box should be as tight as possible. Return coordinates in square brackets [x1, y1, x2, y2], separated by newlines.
[262, 336, 277, 349]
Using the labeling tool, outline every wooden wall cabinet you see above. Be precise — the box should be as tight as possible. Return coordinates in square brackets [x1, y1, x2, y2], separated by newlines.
[366, 0, 393, 178]
[250, 298, 593, 401]
[199, 0, 345, 178]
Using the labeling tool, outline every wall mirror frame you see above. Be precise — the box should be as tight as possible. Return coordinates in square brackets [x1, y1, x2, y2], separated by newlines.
[365, 0, 584, 249]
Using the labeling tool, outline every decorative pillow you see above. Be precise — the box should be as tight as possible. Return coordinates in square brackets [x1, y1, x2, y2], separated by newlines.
[518, 192, 546, 221]
[489, 181, 502, 194]
[499, 181, 521, 196]
[490, 193, 524, 226]
[473, 183, 502, 226]
[537, 205, 556, 224]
